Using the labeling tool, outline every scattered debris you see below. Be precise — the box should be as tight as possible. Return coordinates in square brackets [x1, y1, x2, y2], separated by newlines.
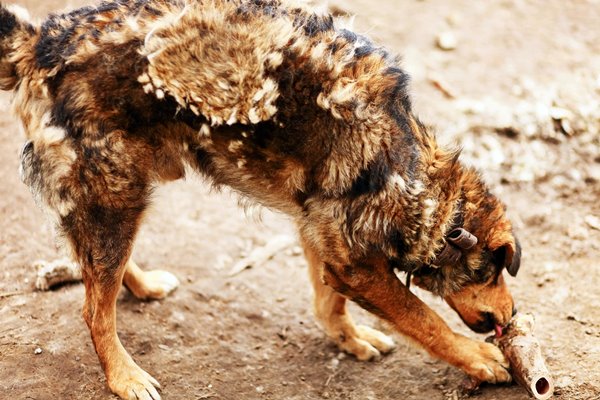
[445, 12, 462, 26]
[428, 73, 457, 99]
[584, 215, 600, 231]
[460, 376, 480, 396]
[228, 235, 296, 276]
[34, 258, 82, 291]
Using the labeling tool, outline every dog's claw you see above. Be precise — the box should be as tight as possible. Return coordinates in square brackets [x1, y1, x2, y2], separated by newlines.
[131, 388, 155, 400]
[144, 371, 161, 389]
[145, 386, 161, 400]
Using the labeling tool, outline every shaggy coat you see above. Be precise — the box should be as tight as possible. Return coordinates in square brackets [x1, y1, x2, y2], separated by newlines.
[1, 1, 521, 399]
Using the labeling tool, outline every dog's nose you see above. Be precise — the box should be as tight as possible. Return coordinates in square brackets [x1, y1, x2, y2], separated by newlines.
[512, 305, 518, 317]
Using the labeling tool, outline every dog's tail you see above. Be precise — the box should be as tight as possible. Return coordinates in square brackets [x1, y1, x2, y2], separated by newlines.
[0, 4, 34, 90]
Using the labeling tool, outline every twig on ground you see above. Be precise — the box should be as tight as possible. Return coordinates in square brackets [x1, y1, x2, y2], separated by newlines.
[0, 291, 25, 299]
[428, 73, 457, 99]
[228, 235, 296, 276]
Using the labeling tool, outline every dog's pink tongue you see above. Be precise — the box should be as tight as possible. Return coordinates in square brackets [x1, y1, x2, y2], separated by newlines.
[495, 324, 503, 338]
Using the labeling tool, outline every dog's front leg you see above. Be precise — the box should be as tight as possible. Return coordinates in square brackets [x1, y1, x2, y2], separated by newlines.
[322, 261, 511, 384]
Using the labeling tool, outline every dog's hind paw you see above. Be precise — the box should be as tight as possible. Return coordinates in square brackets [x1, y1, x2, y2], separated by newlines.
[108, 361, 161, 400]
[130, 270, 180, 300]
[356, 325, 396, 354]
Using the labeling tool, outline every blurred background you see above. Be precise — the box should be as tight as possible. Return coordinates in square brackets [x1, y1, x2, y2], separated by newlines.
[1, 0, 599, 399]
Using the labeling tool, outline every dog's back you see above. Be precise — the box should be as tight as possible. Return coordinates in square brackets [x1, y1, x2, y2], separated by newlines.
[2, 0, 427, 252]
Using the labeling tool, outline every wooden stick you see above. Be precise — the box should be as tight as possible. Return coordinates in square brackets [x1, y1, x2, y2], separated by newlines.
[493, 313, 554, 399]
[34, 258, 82, 291]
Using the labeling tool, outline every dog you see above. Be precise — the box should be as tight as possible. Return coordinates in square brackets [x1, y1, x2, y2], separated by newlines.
[1, 0, 521, 398]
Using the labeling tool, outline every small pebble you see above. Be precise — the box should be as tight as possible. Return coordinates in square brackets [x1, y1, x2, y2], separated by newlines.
[445, 12, 462, 26]
[436, 32, 457, 50]
[329, 358, 339, 369]
[34, 347, 42, 355]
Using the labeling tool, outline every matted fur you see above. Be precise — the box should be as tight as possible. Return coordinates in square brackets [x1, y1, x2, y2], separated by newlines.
[1, 1, 521, 398]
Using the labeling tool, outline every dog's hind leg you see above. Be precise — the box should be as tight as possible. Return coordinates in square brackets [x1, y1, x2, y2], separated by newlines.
[67, 204, 162, 400]
[302, 236, 396, 360]
[43, 134, 164, 399]
[123, 258, 179, 300]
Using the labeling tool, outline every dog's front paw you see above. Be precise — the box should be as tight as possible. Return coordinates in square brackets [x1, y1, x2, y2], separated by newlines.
[107, 359, 161, 400]
[455, 336, 511, 384]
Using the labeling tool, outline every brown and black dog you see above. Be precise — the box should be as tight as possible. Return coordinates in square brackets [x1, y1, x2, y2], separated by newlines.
[1, 0, 521, 398]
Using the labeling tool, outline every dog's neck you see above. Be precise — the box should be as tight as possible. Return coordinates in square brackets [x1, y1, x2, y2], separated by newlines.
[396, 126, 468, 267]
[406, 149, 497, 296]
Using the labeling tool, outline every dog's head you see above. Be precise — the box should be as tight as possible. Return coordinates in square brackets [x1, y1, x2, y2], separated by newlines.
[442, 231, 520, 333]
[413, 175, 521, 333]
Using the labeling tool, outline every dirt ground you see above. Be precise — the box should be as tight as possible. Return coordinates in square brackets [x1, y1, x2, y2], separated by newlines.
[1, 0, 600, 399]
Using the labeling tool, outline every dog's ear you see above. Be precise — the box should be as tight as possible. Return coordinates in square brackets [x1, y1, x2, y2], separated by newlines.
[491, 236, 521, 277]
